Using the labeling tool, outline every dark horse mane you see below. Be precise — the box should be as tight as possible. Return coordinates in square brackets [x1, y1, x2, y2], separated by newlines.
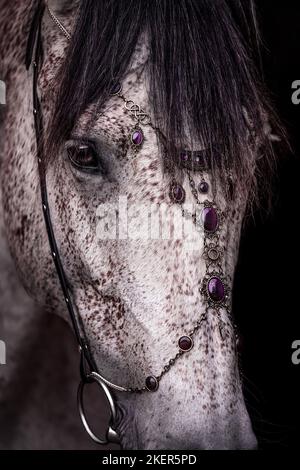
[46, 0, 283, 208]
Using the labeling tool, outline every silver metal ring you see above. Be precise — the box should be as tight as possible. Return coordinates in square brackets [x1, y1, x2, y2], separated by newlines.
[92, 370, 129, 393]
[77, 371, 120, 445]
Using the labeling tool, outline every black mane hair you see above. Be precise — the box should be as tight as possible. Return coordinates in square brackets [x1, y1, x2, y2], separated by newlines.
[46, 0, 283, 207]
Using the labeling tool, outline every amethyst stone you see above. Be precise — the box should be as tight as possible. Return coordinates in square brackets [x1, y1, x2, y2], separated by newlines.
[131, 129, 144, 146]
[170, 183, 186, 204]
[145, 375, 158, 392]
[180, 152, 190, 162]
[202, 206, 218, 233]
[208, 276, 225, 302]
[198, 181, 209, 194]
[194, 154, 203, 165]
[110, 82, 122, 95]
[178, 336, 193, 352]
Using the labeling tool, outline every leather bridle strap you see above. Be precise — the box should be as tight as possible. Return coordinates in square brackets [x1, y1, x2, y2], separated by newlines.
[25, 0, 120, 445]
[26, 0, 96, 371]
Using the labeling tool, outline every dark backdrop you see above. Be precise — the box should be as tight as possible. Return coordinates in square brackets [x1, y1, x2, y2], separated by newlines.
[233, 2, 300, 449]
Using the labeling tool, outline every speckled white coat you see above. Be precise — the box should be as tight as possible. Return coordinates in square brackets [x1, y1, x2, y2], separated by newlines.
[0, 0, 257, 449]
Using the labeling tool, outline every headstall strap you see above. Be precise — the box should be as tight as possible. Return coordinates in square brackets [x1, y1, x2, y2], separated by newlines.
[26, 0, 96, 378]
[25, 0, 120, 445]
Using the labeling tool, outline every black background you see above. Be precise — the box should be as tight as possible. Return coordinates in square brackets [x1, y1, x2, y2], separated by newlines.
[233, 2, 300, 448]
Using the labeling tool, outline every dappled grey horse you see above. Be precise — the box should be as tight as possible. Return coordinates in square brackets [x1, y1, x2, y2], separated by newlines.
[0, 0, 280, 449]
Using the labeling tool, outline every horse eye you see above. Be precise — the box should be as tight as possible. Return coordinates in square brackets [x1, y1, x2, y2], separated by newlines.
[67, 143, 100, 173]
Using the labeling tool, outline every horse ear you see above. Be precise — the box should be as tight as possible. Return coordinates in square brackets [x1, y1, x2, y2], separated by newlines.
[46, 0, 79, 15]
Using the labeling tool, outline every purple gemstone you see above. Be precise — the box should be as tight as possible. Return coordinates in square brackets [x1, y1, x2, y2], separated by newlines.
[180, 152, 190, 162]
[208, 276, 225, 302]
[110, 82, 122, 95]
[178, 336, 193, 352]
[193, 152, 205, 167]
[145, 375, 158, 392]
[131, 129, 144, 146]
[170, 183, 186, 204]
[198, 181, 209, 194]
[202, 206, 218, 233]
